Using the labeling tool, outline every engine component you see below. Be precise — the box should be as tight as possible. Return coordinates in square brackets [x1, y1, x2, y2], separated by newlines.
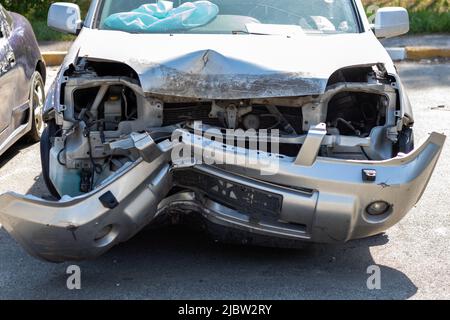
[242, 114, 261, 130]
[103, 88, 123, 131]
[225, 104, 239, 129]
[80, 169, 93, 193]
[266, 105, 297, 134]
[51, 63, 402, 197]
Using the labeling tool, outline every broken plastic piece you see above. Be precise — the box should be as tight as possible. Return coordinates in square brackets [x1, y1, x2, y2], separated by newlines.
[107, 132, 163, 163]
[295, 123, 327, 166]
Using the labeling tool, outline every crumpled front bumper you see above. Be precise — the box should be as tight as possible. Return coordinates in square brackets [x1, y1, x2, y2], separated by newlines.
[0, 132, 445, 262]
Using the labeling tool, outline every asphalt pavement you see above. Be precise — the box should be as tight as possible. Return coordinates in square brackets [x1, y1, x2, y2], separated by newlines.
[381, 34, 450, 48]
[0, 61, 449, 300]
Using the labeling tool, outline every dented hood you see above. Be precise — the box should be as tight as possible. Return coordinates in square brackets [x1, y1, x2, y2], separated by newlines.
[67, 29, 394, 99]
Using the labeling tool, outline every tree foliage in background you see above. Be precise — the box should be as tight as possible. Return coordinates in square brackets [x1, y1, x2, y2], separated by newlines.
[2, 1, 91, 41]
[2, 0, 91, 20]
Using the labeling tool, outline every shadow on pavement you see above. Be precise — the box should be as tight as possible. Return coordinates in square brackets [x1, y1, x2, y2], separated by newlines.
[0, 138, 36, 168]
[68, 226, 417, 300]
[27, 173, 51, 198]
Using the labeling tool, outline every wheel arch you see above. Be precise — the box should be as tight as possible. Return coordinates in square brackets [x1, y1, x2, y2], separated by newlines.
[35, 60, 47, 84]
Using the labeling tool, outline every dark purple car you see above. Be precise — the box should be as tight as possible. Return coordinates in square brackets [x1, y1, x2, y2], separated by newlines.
[0, 4, 46, 155]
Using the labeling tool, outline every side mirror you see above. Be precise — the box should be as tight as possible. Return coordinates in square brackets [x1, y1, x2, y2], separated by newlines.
[374, 7, 410, 39]
[48, 2, 83, 34]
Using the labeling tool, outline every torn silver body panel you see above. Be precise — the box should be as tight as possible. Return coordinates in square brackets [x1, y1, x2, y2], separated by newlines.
[0, 157, 172, 262]
[0, 131, 445, 262]
[47, 29, 395, 104]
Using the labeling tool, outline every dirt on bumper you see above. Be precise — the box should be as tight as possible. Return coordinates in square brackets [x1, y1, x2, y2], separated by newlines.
[0, 132, 446, 262]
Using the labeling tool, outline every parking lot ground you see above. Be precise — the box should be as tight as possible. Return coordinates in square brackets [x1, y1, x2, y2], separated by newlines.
[0, 61, 449, 300]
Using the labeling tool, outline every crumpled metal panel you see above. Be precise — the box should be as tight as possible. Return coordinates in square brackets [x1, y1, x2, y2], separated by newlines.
[57, 29, 395, 100]
[137, 50, 327, 99]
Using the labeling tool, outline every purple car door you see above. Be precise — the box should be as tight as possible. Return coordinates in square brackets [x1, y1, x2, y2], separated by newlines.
[0, 6, 17, 135]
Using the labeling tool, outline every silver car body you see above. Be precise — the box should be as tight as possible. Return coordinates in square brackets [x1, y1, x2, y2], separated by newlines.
[0, 0, 445, 262]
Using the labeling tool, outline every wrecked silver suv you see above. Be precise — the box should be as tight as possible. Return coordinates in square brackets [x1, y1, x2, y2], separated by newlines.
[0, 0, 445, 262]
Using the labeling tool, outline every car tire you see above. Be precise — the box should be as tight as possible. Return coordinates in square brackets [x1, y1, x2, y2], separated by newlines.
[398, 127, 415, 154]
[26, 71, 45, 143]
[40, 121, 61, 199]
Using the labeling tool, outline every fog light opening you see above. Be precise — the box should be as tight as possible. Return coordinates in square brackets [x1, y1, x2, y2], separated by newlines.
[94, 224, 119, 247]
[366, 201, 391, 216]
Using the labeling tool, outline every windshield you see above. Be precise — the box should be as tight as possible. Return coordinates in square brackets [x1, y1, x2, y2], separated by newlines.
[97, 0, 360, 35]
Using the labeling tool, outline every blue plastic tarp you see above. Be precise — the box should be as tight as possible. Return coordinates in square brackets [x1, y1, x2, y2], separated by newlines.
[104, 1, 220, 33]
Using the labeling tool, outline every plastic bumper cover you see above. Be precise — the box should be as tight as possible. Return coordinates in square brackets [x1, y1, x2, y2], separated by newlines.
[0, 133, 445, 262]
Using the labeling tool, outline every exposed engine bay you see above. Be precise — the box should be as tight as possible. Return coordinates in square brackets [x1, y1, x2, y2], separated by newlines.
[46, 59, 413, 198]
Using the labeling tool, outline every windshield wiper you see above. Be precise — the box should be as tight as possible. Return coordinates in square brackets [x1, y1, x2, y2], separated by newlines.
[231, 30, 268, 35]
